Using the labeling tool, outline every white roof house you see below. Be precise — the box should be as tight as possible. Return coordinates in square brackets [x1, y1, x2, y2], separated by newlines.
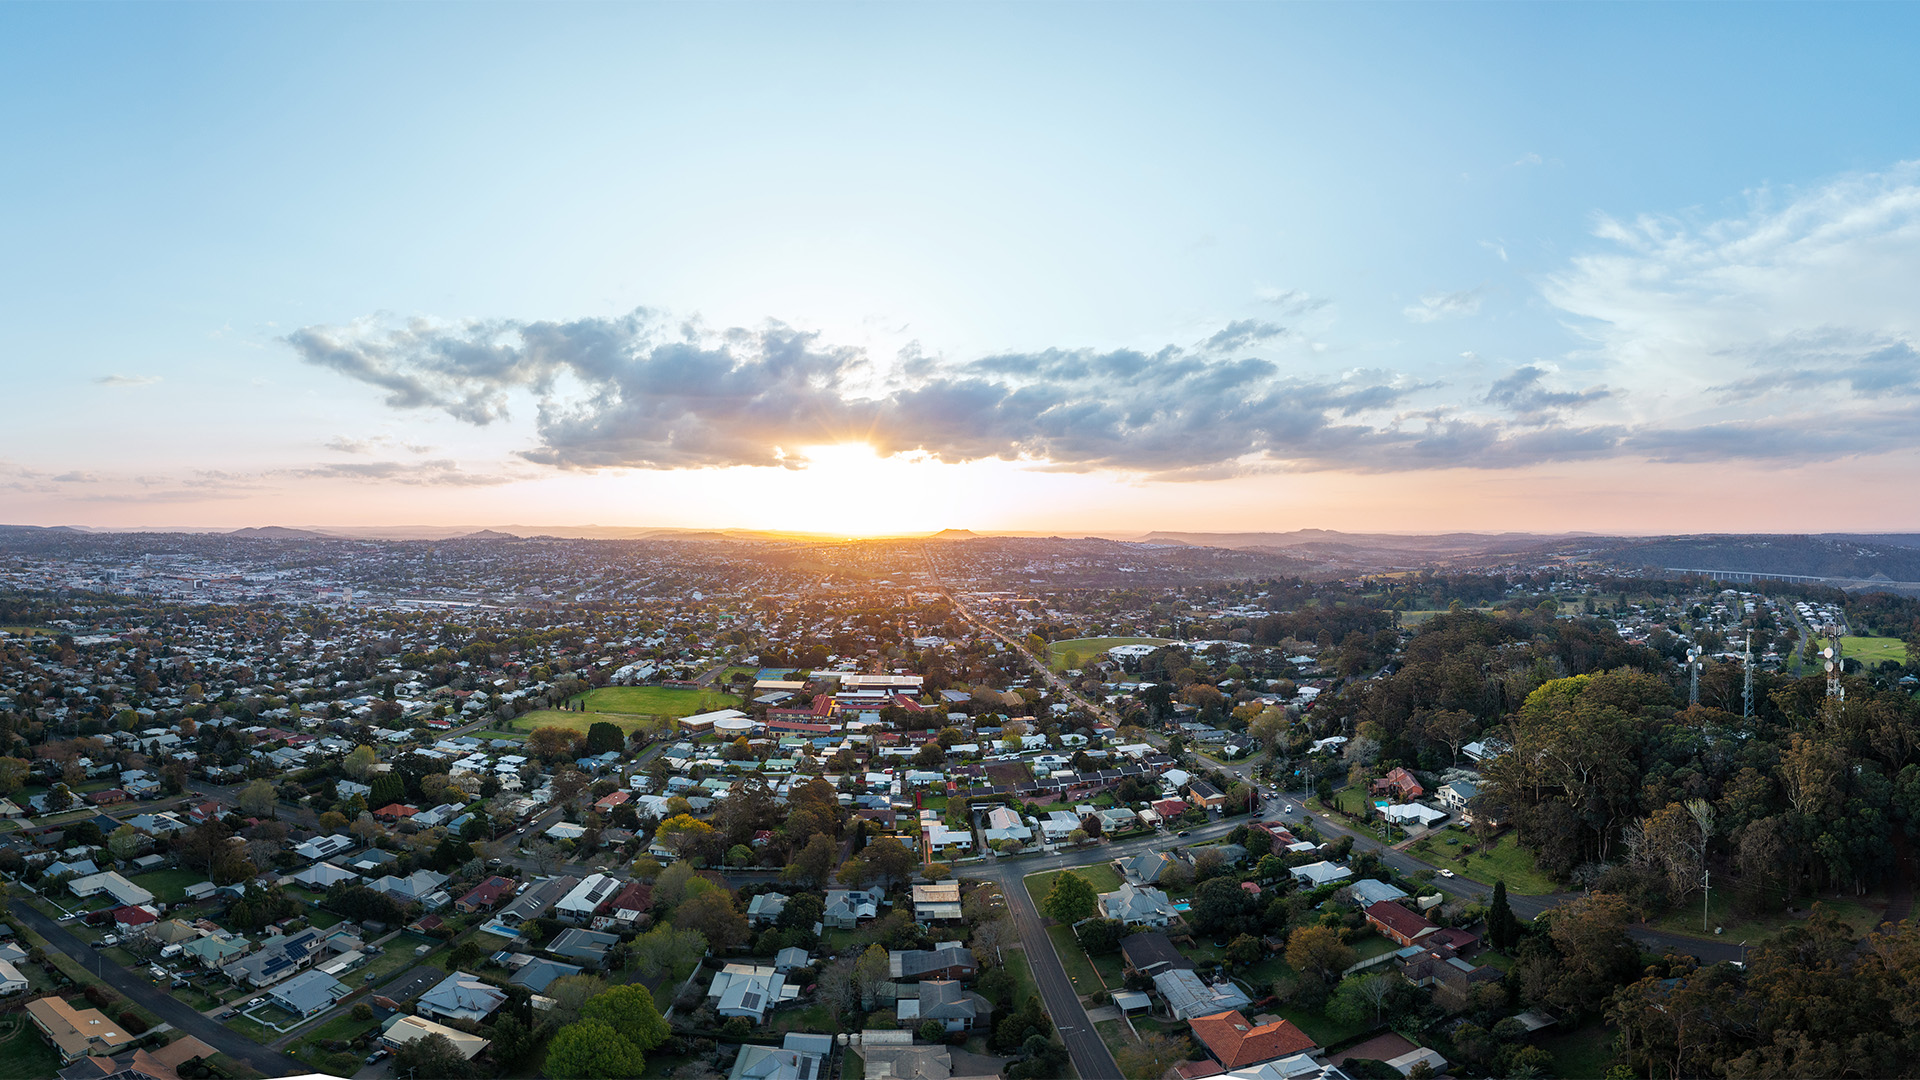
[68, 871, 154, 908]
[417, 971, 508, 1024]
[1292, 861, 1352, 888]
[708, 963, 792, 1023]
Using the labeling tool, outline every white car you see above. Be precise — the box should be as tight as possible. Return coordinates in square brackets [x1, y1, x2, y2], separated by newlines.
[1439, 869, 1455, 878]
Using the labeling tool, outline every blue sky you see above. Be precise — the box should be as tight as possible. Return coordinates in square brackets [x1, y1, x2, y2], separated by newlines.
[7, 3, 1920, 534]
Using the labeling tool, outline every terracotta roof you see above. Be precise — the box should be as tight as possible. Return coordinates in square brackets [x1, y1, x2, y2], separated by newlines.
[1364, 899, 1436, 942]
[1189, 1009, 1317, 1069]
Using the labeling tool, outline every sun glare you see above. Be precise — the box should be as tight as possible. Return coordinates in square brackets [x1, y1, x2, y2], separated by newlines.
[741, 442, 968, 537]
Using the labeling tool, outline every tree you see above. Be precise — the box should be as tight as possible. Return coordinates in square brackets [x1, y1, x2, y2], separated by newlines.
[1488, 879, 1520, 951]
[855, 944, 892, 1009]
[1076, 918, 1129, 955]
[785, 833, 837, 888]
[919, 1019, 948, 1043]
[545, 1019, 646, 1080]
[864, 836, 915, 888]
[0, 757, 27, 795]
[1040, 870, 1097, 924]
[673, 889, 748, 951]
[341, 744, 377, 781]
[545, 974, 610, 1026]
[836, 856, 873, 887]
[107, 825, 144, 861]
[1115, 1032, 1191, 1080]
[1189, 877, 1258, 938]
[238, 778, 276, 818]
[653, 814, 716, 860]
[630, 856, 664, 881]
[528, 725, 585, 761]
[652, 861, 700, 909]
[586, 721, 625, 755]
[394, 1032, 479, 1080]
[1285, 925, 1356, 985]
[581, 984, 670, 1050]
[317, 810, 348, 833]
[626, 924, 708, 980]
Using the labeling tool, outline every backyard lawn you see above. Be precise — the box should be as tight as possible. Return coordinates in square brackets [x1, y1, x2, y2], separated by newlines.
[0, 1013, 61, 1080]
[1536, 1022, 1618, 1079]
[129, 867, 209, 905]
[1405, 831, 1559, 895]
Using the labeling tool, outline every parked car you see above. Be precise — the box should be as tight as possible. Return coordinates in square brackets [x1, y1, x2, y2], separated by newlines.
[365, 1049, 390, 1064]
[101, 934, 119, 947]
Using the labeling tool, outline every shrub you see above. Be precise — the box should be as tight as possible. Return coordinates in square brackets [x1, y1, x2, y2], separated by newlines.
[120, 1011, 150, 1035]
[352, 1001, 374, 1021]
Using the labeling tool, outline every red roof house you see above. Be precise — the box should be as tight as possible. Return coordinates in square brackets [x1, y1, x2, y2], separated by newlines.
[373, 803, 418, 822]
[455, 876, 518, 914]
[1189, 1009, 1317, 1069]
[1364, 900, 1438, 947]
[112, 905, 158, 928]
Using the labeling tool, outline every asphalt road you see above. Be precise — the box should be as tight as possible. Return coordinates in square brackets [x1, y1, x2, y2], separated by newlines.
[10, 898, 310, 1078]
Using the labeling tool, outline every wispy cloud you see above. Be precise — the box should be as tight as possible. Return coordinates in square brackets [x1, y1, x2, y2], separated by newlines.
[1403, 287, 1484, 323]
[95, 374, 161, 388]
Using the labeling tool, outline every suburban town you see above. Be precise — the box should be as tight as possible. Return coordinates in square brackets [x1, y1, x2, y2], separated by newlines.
[0, 528, 1914, 1080]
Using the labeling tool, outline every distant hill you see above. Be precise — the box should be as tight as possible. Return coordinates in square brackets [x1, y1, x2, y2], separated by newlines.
[1569, 534, 1920, 583]
[454, 529, 519, 540]
[227, 526, 330, 539]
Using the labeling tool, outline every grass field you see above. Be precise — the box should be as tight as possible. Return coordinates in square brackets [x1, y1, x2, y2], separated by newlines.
[516, 686, 742, 735]
[1044, 637, 1170, 671]
[1003, 946, 1039, 1009]
[1536, 1022, 1617, 1079]
[1026, 864, 1124, 908]
[1816, 635, 1909, 666]
[1405, 831, 1559, 895]
[129, 867, 209, 904]
[1046, 923, 1105, 992]
[1648, 893, 1880, 943]
[0, 1014, 61, 1079]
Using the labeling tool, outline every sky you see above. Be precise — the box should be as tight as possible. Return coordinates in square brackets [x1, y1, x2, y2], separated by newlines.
[7, 3, 1920, 537]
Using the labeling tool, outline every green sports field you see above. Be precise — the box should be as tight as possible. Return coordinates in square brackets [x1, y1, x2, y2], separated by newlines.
[1817, 635, 1909, 666]
[1045, 636, 1171, 671]
[513, 684, 742, 734]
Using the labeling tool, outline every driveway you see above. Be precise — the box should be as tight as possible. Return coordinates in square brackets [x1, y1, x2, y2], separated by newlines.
[10, 899, 309, 1078]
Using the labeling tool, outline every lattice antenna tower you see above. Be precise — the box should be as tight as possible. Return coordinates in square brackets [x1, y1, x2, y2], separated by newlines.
[1688, 644, 1703, 706]
[1822, 621, 1845, 703]
[1742, 632, 1753, 719]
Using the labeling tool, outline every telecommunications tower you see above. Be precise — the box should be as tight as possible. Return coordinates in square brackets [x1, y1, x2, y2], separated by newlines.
[1742, 632, 1753, 719]
[1822, 621, 1845, 703]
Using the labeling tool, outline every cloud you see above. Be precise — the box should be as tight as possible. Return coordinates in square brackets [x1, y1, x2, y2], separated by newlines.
[282, 460, 514, 487]
[1255, 288, 1330, 315]
[1484, 366, 1611, 419]
[1511, 152, 1544, 167]
[285, 310, 1641, 477]
[95, 374, 161, 388]
[1403, 287, 1484, 323]
[1542, 161, 1920, 462]
[50, 471, 98, 483]
[327, 435, 438, 455]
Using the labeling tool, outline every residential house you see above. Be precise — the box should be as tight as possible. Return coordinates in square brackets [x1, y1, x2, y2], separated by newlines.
[1188, 779, 1226, 811]
[1150, 798, 1191, 824]
[888, 945, 977, 981]
[1291, 862, 1352, 889]
[900, 980, 992, 1032]
[367, 869, 450, 909]
[267, 969, 350, 1018]
[1378, 803, 1447, 830]
[505, 956, 583, 993]
[728, 1032, 832, 1080]
[1363, 901, 1437, 948]
[0, 958, 27, 995]
[548, 927, 618, 968]
[597, 882, 653, 930]
[416, 971, 508, 1024]
[1120, 932, 1193, 978]
[290, 863, 360, 890]
[823, 888, 880, 929]
[291, 834, 354, 863]
[556, 874, 620, 924]
[773, 947, 811, 973]
[1345, 879, 1409, 908]
[25, 995, 136, 1063]
[454, 876, 517, 914]
[1098, 883, 1180, 927]
[339, 849, 397, 875]
[1096, 807, 1139, 834]
[67, 871, 154, 908]
[222, 928, 323, 987]
[372, 803, 418, 823]
[709, 964, 790, 1023]
[1436, 781, 1478, 813]
[1114, 850, 1177, 886]
[911, 882, 962, 922]
[1190, 1009, 1318, 1070]
[1153, 968, 1254, 1021]
[379, 1014, 489, 1060]
[179, 935, 247, 970]
[747, 892, 789, 926]
[1371, 768, 1424, 802]
[498, 875, 578, 926]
